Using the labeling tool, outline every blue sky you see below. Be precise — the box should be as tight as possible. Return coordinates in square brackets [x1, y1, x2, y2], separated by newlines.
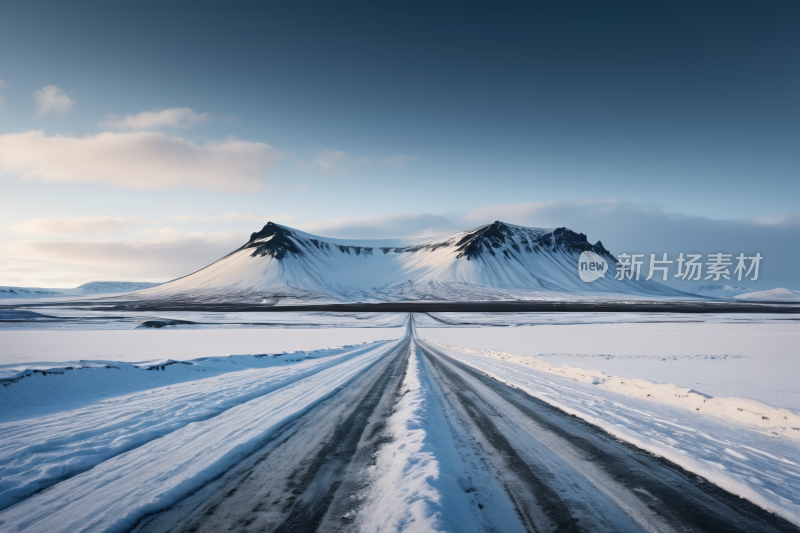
[0, 1, 798, 288]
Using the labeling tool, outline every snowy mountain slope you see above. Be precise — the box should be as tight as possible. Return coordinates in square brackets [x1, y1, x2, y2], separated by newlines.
[0, 281, 160, 300]
[126, 221, 694, 304]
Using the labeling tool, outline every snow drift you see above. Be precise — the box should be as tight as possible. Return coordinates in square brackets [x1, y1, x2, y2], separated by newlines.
[126, 221, 692, 304]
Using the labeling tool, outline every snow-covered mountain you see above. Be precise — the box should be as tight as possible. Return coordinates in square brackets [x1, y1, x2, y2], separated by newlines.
[127, 221, 693, 304]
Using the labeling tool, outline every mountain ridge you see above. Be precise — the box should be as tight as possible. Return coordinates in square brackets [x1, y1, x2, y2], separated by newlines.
[123, 221, 696, 304]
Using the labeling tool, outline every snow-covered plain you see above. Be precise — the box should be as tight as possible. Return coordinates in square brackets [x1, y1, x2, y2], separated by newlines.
[0, 308, 408, 330]
[0, 327, 404, 365]
[1, 312, 798, 530]
[414, 310, 797, 327]
[419, 321, 800, 411]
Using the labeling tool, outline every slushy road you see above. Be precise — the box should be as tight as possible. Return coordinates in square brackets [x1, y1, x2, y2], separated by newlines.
[132, 316, 796, 533]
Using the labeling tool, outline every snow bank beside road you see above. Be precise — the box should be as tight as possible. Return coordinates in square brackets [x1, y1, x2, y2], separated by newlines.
[0, 341, 389, 420]
[430, 343, 800, 526]
[421, 322, 800, 410]
[0, 340, 397, 516]
[427, 340, 800, 440]
[0, 339, 398, 532]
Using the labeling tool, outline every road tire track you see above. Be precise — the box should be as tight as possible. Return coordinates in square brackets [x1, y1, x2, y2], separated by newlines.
[130, 318, 799, 533]
[131, 336, 411, 533]
[418, 339, 799, 533]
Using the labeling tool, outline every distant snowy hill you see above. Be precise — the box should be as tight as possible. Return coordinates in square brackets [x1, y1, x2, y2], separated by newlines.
[685, 285, 800, 302]
[0, 287, 65, 299]
[127, 221, 694, 304]
[688, 284, 753, 298]
[734, 288, 800, 302]
[76, 281, 160, 293]
[0, 281, 160, 300]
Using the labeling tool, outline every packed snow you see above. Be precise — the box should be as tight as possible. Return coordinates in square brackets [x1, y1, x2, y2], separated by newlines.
[430, 342, 800, 525]
[0, 340, 400, 420]
[1, 312, 798, 530]
[0, 340, 400, 529]
[359, 340, 523, 533]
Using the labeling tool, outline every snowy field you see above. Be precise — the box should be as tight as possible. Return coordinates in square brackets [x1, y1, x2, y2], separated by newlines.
[0, 327, 404, 366]
[420, 321, 800, 410]
[0, 313, 798, 531]
[414, 310, 798, 327]
[0, 309, 407, 330]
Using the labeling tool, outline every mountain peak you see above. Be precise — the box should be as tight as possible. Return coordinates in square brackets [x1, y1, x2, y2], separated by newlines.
[243, 222, 304, 259]
[454, 222, 517, 259]
[547, 227, 611, 256]
[248, 222, 289, 242]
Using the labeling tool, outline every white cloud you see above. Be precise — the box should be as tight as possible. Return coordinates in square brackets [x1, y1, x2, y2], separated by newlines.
[100, 107, 212, 130]
[0, 258, 101, 287]
[34, 85, 74, 116]
[383, 154, 415, 167]
[0, 131, 287, 191]
[0, 80, 6, 89]
[6, 228, 248, 283]
[8, 216, 154, 236]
